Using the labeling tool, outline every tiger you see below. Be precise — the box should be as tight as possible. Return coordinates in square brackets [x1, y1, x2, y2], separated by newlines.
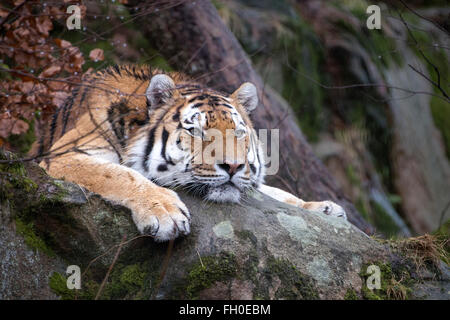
[35, 64, 346, 241]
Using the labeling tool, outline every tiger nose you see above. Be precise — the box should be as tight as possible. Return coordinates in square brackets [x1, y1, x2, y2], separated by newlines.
[218, 162, 244, 176]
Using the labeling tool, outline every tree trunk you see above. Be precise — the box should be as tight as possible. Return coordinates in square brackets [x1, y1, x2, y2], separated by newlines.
[128, 0, 373, 234]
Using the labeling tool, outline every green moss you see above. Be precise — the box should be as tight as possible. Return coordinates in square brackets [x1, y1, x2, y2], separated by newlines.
[14, 218, 55, 256]
[344, 288, 359, 300]
[263, 257, 319, 300]
[49, 272, 76, 300]
[183, 252, 237, 299]
[359, 262, 413, 300]
[0, 151, 37, 201]
[49, 272, 99, 300]
[41, 181, 68, 204]
[104, 263, 149, 299]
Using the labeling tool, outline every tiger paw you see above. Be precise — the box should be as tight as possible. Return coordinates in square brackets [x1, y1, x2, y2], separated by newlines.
[130, 187, 191, 241]
[305, 200, 347, 220]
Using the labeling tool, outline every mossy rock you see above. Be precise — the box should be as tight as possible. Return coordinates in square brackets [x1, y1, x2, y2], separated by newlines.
[1, 153, 448, 299]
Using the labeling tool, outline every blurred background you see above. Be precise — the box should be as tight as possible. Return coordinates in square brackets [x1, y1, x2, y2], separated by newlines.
[0, 0, 449, 239]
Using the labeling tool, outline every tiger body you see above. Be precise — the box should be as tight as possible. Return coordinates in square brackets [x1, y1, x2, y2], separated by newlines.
[38, 64, 346, 241]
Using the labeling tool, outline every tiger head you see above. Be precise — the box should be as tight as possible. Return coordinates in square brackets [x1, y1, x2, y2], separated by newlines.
[130, 74, 266, 203]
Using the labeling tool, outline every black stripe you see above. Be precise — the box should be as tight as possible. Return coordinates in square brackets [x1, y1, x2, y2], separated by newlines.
[107, 104, 127, 148]
[182, 88, 202, 95]
[172, 103, 184, 121]
[143, 126, 157, 171]
[61, 86, 80, 135]
[157, 164, 168, 172]
[48, 105, 61, 147]
[161, 128, 172, 164]
[129, 113, 149, 128]
[191, 103, 203, 108]
[37, 135, 45, 157]
[72, 147, 90, 155]
[113, 64, 122, 76]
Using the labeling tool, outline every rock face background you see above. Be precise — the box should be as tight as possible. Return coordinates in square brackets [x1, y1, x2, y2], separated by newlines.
[0, 155, 448, 300]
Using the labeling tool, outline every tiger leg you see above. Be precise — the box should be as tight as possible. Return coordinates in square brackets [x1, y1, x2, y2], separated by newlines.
[42, 152, 191, 241]
[258, 184, 347, 219]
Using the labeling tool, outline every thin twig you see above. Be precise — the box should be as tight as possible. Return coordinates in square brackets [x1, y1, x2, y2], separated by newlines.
[151, 239, 175, 300]
[196, 248, 204, 268]
[398, 0, 449, 36]
[396, 8, 449, 100]
[94, 234, 127, 300]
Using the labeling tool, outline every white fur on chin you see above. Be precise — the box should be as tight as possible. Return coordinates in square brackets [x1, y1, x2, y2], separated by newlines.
[205, 184, 241, 203]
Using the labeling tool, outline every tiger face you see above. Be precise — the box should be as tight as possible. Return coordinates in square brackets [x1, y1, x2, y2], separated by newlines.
[127, 74, 265, 203]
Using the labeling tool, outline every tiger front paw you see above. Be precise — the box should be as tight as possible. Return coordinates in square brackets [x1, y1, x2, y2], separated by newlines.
[130, 187, 191, 241]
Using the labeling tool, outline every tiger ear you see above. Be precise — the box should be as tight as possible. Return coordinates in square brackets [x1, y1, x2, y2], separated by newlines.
[146, 74, 176, 107]
[232, 82, 258, 113]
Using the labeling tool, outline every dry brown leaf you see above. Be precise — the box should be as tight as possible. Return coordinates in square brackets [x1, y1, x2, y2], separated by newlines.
[0, 117, 29, 138]
[89, 48, 104, 62]
[54, 38, 72, 49]
[40, 65, 61, 78]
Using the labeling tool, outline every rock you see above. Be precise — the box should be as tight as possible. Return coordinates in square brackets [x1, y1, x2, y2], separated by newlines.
[0, 223, 65, 299]
[384, 18, 450, 234]
[0, 155, 448, 300]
